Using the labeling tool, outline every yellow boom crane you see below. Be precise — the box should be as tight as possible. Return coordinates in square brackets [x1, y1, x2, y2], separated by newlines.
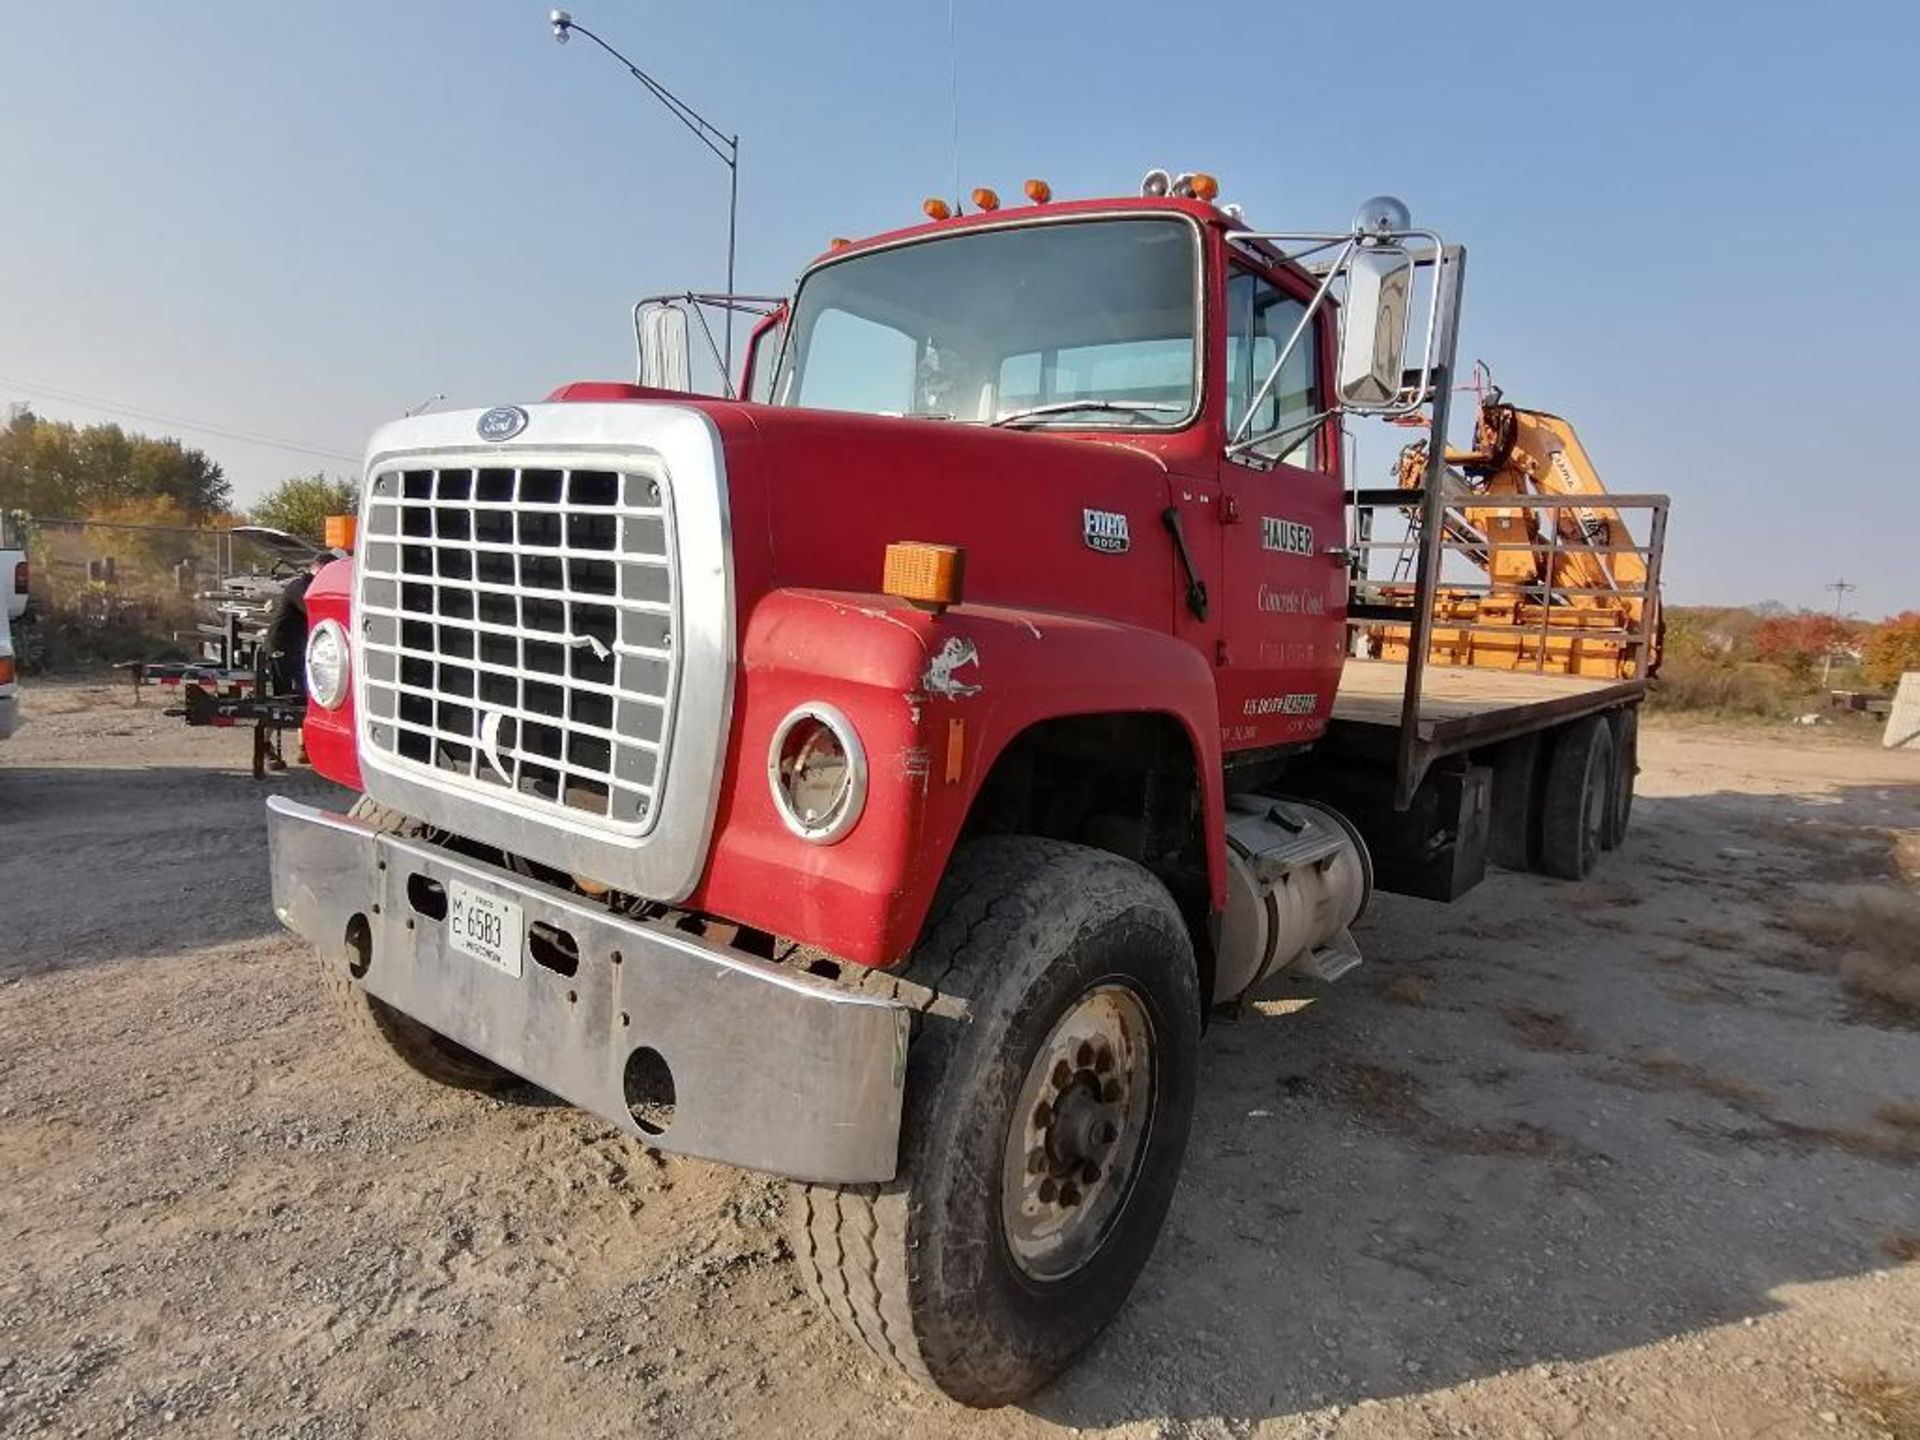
[1369, 377, 1659, 679]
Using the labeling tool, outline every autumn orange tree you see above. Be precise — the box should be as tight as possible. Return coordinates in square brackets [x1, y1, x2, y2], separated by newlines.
[1752, 612, 1855, 679]
[1863, 612, 1920, 689]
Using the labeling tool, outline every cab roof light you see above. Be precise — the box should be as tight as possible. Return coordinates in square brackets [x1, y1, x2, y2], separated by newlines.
[883, 541, 966, 614]
[1187, 172, 1220, 202]
[1140, 168, 1171, 197]
[828, 236, 852, 250]
[922, 197, 952, 221]
[1023, 178, 1052, 204]
[970, 187, 1000, 212]
[323, 514, 357, 552]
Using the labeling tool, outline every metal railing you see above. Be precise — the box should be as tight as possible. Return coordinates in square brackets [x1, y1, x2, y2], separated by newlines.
[1344, 487, 1669, 805]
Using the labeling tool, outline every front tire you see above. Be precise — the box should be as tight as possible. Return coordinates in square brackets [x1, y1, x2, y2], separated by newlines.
[791, 837, 1201, 1407]
[320, 797, 521, 1094]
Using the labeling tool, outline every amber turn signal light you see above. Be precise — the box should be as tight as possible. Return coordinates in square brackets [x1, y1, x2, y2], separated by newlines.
[922, 197, 952, 221]
[323, 514, 358, 551]
[970, 187, 1000, 212]
[883, 541, 966, 613]
[1023, 178, 1052, 204]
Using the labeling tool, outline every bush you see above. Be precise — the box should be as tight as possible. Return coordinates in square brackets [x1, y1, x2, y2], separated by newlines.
[1647, 655, 1807, 718]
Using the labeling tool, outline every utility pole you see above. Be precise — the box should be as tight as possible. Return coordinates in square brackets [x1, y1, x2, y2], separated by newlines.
[1821, 577, 1857, 687]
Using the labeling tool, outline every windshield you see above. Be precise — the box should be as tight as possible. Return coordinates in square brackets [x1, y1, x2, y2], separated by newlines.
[771, 217, 1199, 428]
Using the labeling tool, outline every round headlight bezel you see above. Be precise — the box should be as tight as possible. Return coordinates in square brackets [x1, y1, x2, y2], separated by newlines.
[304, 618, 351, 710]
[766, 702, 867, 844]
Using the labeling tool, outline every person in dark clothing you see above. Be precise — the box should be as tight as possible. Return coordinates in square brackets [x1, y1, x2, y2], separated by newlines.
[263, 559, 323, 696]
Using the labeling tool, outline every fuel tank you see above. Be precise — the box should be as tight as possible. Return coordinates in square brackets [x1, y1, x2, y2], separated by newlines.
[1214, 794, 1373, 1003]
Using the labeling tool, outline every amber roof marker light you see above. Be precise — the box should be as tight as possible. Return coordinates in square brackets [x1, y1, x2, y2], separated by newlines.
[923, 197, 953, 221]
[970, 187, 1000, 212]
[1023, 178, 1052, 204]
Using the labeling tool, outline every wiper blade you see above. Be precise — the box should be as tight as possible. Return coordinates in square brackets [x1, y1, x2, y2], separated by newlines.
[991, 400, 1185, 428]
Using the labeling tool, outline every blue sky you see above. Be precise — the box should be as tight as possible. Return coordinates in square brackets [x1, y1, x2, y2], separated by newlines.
[2, 1, 1914, 616]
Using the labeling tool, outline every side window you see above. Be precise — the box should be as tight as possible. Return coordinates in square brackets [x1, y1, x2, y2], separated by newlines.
[1226, 269, 1323, 468]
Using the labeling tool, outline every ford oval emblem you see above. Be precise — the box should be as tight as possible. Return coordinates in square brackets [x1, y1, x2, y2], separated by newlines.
[477, 405, 528, 442]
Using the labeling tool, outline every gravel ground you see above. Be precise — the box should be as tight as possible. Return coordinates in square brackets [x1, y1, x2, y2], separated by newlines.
[2, 680, 1917, 1439]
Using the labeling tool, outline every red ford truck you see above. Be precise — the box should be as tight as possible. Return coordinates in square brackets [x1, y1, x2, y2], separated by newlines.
[268, 176, 1665, 1406]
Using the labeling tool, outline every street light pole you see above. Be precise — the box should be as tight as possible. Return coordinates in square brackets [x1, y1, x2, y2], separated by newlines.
[549, 10, 742, 382]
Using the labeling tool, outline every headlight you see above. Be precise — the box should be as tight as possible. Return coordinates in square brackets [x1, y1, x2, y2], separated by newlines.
[304, 619, 351, 710]
[767, 703, 866, 843]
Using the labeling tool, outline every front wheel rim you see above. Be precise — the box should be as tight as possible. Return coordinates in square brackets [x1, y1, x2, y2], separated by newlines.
[1000, 982, 1156, 1282]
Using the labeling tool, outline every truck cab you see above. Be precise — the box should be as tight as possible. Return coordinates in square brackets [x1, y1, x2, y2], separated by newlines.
[269, 178, 1646, 1407]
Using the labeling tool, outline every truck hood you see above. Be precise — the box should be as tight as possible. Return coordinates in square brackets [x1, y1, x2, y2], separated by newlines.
[723, 403, 1180, 634]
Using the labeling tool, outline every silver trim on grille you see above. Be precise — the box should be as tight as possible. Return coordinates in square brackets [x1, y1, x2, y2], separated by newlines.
[352, 404, 734, 902]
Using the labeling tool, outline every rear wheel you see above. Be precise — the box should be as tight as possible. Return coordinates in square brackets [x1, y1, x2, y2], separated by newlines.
[319, 797, 520, 1094]
[1603, 709, 1638, 850]
[1539, 717, 1615, 881]
[791, 837, 1201, 1407]
[1487, 732, 1545, 871]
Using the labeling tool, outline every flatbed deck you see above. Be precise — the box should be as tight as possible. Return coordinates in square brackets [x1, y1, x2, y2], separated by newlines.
[1326, 658, 1644, 772]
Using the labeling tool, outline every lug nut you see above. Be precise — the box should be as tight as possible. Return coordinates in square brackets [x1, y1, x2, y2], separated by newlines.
[1032, 1100, 1052, 1130]
[1075, 1040, 1095, 1068]
[1101, 1080, 1123, 1104]
[1059, 1183, 1081, 1208]
[1096, 1120, 1119, 1147]
[1051, 1059, 1072, 1089]
[1081, 1161, 1101, 1185]
[1094, 1045, 1114, 1074]
[1027, 1148, 1048, 1176]
[1039, 1178, 1058, 1204]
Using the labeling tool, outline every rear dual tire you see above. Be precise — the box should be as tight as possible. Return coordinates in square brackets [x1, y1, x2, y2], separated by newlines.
[1539, 716, 1616, 881]
[791, 837, 1201, 1408]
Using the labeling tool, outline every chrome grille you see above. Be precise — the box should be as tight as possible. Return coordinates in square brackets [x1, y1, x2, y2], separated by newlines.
[356, 463, 678, 831]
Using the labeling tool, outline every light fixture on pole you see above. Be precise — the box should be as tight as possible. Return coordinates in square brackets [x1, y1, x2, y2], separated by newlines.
[548, 9, 742, 380]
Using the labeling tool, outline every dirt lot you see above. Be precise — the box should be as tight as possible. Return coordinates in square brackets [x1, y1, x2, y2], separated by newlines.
[3, 681, 1917, 1439]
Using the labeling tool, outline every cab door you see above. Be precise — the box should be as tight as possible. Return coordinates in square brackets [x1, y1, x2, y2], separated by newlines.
[1215, 264, 1347, 751]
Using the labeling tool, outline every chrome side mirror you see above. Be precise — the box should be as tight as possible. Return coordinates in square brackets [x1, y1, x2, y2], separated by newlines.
[638, 303, 693, 391]
[1336, 245, 1413, 409]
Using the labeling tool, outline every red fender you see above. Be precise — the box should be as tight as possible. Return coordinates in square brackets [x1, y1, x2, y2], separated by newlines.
[688, 589, 1227, 967]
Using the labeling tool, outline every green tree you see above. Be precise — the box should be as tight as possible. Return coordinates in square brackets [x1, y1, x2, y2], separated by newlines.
[249, 472, 360, 543]
[0, 408, 231, 519]
[1862, 612, 1920, 690]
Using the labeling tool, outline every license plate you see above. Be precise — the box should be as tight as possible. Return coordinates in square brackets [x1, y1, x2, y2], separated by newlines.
[446, 881, 524, 978]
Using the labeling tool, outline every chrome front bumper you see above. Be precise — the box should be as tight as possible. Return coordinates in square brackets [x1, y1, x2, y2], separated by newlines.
[266, 797, 908, 1183]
